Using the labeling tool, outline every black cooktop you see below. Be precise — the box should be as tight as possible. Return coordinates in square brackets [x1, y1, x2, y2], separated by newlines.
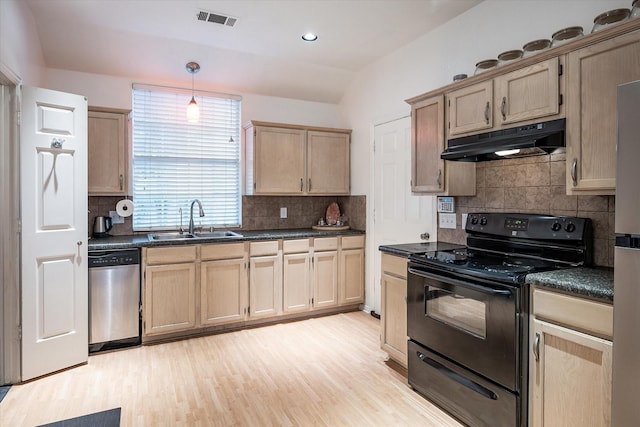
[410, 213, 593, 284]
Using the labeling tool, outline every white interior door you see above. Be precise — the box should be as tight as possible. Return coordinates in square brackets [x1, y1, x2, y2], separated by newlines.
[21, 86, 88, 381]
[371, 116, 436, 313]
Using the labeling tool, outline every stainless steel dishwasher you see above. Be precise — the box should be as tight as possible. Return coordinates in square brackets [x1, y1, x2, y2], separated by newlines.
[88, 248, 141, 352]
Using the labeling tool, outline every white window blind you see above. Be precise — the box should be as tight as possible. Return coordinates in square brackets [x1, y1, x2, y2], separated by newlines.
[132, 84, 241, 231]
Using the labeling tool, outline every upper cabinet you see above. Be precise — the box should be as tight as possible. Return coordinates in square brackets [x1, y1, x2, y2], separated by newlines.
[566, 29, 640, 195]
[447, 80, 493, 137]
[447, 58, 561, 138]
[409, 95, 476, 195]
[244, 121, 351, 195]
[88, 107, 130, 196]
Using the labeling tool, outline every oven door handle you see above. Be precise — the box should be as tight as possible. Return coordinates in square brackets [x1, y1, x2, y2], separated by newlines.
[416, 351, 498, 400]
[408, 267, 512, 297]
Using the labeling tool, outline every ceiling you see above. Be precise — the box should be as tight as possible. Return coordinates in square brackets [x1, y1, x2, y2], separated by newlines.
[25, 0, 482, 104]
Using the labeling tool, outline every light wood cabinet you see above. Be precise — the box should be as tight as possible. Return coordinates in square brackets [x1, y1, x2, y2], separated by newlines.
[530, 288, 613, 427]
[312, 238, 338, 309]
[283, 239, 311, 313]
[447, 80, 493, 136]
[249, 241, 282, 318]
[143, 246, 197, 336]
[200, 243, 247, 326]
[447, 58, 560, 138]
[380, 253, 408, 368]
[88, 108, 129, 195]
[307, 131, 350, 194]
[244, 121, 351, 195]
[566, 29, 640, 195]
[339, 236, 365, 305]
[410, 95, 475, 195]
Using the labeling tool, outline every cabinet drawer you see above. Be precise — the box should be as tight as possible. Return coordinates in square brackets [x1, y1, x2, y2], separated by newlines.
[533, 288, 613, 339]
[341, 235, 365, 250]
[314, 237, 338, 251]
[283, 239, 310, 254]
[145, 245, 197, 265]
[381, 253, 407, 279]
[250, 240, 279, 256]
[201, 242, 245, 260]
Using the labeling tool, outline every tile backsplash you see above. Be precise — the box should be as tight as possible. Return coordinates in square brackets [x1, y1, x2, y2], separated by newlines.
[89, 195, 366, 237]
[437, 153, 614, 267]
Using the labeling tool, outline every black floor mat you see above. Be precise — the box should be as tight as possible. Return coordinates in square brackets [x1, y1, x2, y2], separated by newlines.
[37, 408, 121, 427]
[0, 385, 10, 403]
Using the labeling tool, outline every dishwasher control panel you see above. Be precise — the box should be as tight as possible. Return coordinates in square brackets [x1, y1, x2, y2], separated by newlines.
[88, 249, 140, 268]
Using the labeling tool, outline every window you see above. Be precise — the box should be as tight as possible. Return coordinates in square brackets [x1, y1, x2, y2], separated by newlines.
[131, 84, 241, 231]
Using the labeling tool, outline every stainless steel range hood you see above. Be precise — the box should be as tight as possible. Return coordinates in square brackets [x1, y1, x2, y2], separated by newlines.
[441, 118, 566, 162]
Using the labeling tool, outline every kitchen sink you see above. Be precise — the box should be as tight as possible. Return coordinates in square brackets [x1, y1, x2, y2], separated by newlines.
[148, 231, 243, 241]
[193, 230, 243, 239]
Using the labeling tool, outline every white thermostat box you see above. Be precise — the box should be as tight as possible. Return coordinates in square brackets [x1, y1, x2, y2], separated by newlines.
[437, 196, 455, 213]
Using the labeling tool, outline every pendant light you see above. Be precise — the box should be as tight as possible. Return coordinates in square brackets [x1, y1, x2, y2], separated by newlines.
[186, 61, 200, 123]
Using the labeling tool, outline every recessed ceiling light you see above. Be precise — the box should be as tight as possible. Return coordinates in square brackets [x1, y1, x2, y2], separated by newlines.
[302, 32, 318, 42]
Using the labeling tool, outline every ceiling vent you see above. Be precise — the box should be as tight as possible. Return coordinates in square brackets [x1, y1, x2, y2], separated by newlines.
[196, 9, 238, 28]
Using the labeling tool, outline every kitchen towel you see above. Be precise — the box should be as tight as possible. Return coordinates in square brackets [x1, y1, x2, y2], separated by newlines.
[115, 199, 134, 217]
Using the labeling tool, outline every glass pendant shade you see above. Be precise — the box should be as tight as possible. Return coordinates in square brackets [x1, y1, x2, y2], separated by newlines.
[187, 96, 199, 123]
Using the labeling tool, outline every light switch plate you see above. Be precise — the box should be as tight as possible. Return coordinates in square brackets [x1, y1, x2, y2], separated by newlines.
[280, 207, 287, 219]
[462, 213, 468, 228]
[439, 213, 457, 229]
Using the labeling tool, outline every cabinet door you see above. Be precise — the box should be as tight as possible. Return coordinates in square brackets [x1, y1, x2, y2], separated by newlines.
[253, 126, 306, 194]
[381, 272, 407, 368]
[88, 110, 127, 195]
[313, 251, 338, 309]
[283, 253, 311, 313]
[447, 80, 493, 136]
[201, 258, 247, 326]
[144, 263, 196, 335]
[530, 319, 612, 427]
[307, 131, 350, 194]
[339, 248, 364, 305]
[411, 95, 445, 192]
[249, 254, 282, 318]
[566, 30, 640, 194]
[495, 58, 560, 125]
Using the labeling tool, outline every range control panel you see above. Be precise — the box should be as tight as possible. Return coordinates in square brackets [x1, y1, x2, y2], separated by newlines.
[466, 213, 591, 241]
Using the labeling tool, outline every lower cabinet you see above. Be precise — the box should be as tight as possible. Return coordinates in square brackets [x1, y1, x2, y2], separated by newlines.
[313, 237, 339, 309]
[143, 246, 197, 336]
[339, 236, 365, 304]
[200, 243, 247, 326]
[380, 253, 408, 368]
[283, 239, 312, 313]
[249, 241, 282, 319]
[142, 235, 365, 341]
[529, 288, 613, 427]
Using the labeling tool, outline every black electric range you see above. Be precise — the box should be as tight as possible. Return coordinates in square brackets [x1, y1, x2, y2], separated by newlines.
[407, 212, 592, 427]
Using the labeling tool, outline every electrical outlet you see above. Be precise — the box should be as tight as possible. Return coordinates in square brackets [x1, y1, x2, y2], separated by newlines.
[280, 207, 287, 219]
[109, 210, 124, 224]
[462, 213, 468, 228]
[439, 213, 457, 229]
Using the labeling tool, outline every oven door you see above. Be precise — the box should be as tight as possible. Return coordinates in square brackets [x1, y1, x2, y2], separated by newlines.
[407, 262, 522, 391]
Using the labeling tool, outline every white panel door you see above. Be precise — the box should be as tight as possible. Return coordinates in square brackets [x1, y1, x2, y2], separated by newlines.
[371, 116, 436, 313]
[21, 86, 88, 381]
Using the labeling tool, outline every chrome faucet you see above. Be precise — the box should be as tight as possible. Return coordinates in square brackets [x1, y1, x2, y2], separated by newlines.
[188, 199, 205, 234]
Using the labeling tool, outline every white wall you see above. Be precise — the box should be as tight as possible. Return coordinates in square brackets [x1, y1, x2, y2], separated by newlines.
[0, 0, 46, 85]
[341, 0, 629, 311]
[45, 68, 342, 128]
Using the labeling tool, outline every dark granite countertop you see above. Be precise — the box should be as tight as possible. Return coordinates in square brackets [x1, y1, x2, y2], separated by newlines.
[88, 228, 366, 251]
[378, 242, 465, 258]
[525, 267, 614, 304]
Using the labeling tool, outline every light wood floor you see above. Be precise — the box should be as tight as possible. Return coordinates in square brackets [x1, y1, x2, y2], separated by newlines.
[0, 311, 463, 426]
